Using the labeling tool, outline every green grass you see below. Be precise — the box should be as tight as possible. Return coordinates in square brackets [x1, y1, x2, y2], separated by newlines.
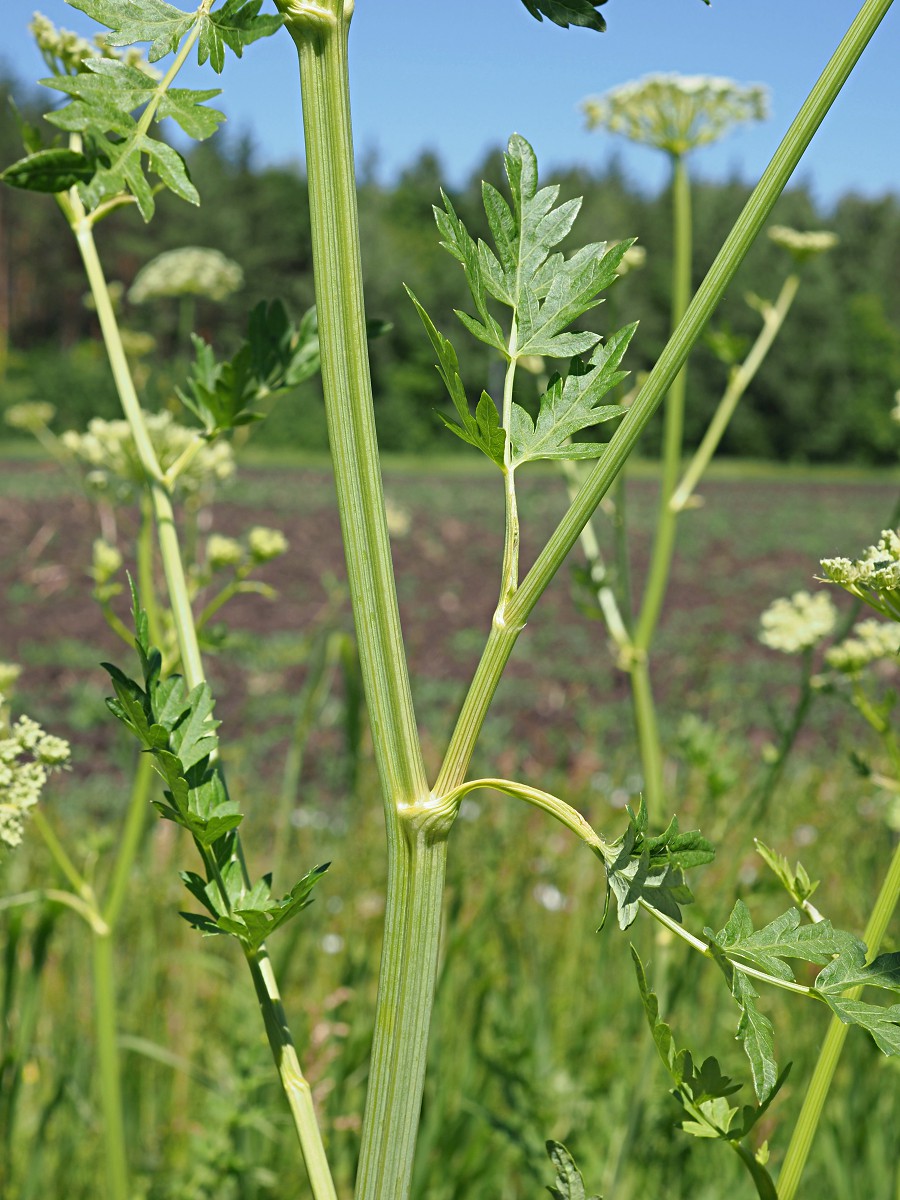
[2, 454, 899, 1198]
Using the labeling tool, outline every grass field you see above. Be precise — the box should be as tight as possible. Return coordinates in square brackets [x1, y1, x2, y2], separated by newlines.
[2, 450, 899, 1198]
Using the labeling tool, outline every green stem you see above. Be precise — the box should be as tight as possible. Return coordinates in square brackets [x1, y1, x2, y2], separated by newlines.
[500, 331, 521, 602]
[102, 751, 154, 931]
[92, 932, 129, 1200]
[246, 950, 338, 1200]
[137, 493, 165, 655]
[629, 657, 665, 807]
[634, 152, 691, 653]
[777, 833, 900, 1199]
[285, 9, 439, 1198]
[671, 274, 800, 512]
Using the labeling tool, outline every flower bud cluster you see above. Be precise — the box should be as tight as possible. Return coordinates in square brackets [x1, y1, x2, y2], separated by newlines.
[129, 248, 244, 304]
[825, 619, 900, 676]
[758, 590, 837, 654]
[820, 529, 900, 619]
[30, 12, 159, 78]
[205, 527, 288, 573]
[0, 670, 71, 851]
[583, 73, 769, 156]
[62, 412, 235, 503]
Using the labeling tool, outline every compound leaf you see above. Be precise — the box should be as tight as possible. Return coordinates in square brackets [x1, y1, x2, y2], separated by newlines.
[68, 0, 195, 60]
[715, 900, 859, 984]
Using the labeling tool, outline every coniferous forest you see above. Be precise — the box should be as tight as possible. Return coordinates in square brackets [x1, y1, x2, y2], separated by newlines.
[2, 69, 900, 462]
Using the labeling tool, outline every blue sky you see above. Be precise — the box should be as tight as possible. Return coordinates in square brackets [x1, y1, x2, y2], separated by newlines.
[2, 0, 898, 207]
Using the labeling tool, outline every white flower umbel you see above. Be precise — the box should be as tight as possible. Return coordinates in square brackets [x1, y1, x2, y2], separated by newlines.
[0, 683, 70, 851]
[825, 619, 900, 676]
[582, 74, 769, 156]
[821, 529, 900, 620]
[62, 412, 235, 504]
[768, 225, 839, 263]
[4, 402, 56, 432]
[129, 248, 244, 304]
[759, 590, 837, 654]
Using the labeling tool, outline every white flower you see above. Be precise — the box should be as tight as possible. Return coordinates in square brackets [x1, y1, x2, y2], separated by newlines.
[129, 248, 244, 304]
[4, 402, 56, 432]
[582, 73, 769, 156]
[768, 226, 839, 263]
[825, 619, 900, 675]
[62, 412, 235, 504]
[759, 591, 837, 654]
[0, 691, 70, 851]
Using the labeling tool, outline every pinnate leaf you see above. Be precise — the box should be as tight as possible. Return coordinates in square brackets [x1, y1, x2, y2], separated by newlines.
[177, 300, 320, 439]
[714, 899, 858, 983]
[604, 800, 714, 930]
[68, 0, 283, 70]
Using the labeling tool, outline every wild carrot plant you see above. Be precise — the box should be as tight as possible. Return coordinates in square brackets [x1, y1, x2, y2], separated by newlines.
[1, 0, 899, 1198]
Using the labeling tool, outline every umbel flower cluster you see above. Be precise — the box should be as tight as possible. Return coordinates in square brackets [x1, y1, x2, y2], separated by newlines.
[820, 529, 900, 620]
[128, 247, 244, 304]
[582, 73, 769, 155]
[0, 665, 70, 851]
[768, 225, 840, 263]
[61, 412, 235, 503]
[758, 590, 837, 654]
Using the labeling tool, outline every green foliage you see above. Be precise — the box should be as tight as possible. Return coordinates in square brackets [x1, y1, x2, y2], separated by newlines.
[68, 0, 284, 72]
[0, 146, 95, 192]
[412, 135, 633, 467]
[519, 0, 608, 31]
[177, 300, 320, 439]
[41, 57, 222, 219]
[754, 839, 820, 910]
[544, 1141, 601, 1199]
[102, 580, 326, 949]
[603, 798, 714, 930]
[631, 946, 784, 1200]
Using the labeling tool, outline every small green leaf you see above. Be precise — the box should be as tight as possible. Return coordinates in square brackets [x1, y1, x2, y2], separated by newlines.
[510, 323, 635, 466]
[732, 971, 778, 1102]
[520, 0, 608, 31]
[0, 148, 95, 193]
[197, 0, 284, 73]
[544, 1140, 601, 1200]
[819, 996, 900, 1056]
[715, 900, 860, 983]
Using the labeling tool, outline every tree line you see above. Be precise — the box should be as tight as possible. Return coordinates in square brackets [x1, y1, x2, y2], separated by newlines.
[2, 70, 900, 462]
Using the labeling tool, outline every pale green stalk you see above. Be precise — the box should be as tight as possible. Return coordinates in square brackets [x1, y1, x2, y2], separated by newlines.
[60, 119, 337, 1200]
[440, 0, 894, 797]
[778, 834, 900, 1199]
[670, 273, 801, 512]
[281, 7, 440, 1198]
[630, 151, 691, 812]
